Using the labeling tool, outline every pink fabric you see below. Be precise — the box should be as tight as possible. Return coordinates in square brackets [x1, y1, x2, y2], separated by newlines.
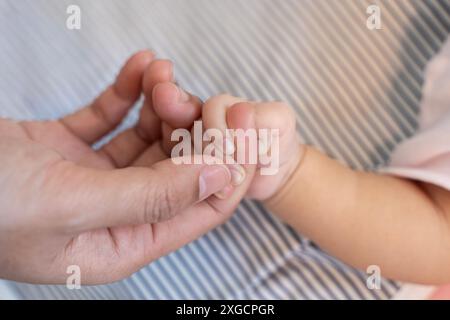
[383, 37, 450, 299]
[430, 284, 450, 300]
[382, 37, 450, 192]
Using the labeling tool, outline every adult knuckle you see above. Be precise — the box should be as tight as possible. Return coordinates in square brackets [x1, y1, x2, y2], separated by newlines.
[142, 179, 178, 223]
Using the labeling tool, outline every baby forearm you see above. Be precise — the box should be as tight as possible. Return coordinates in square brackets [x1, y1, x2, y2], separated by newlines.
[265, 146, 450, 284]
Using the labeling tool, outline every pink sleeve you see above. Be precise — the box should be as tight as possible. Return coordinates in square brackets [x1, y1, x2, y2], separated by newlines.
[381, 37, 450, 191]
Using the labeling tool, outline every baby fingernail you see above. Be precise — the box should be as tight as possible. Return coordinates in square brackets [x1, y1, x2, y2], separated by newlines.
[215, 184, 234, 200]
[199, 165, 231, 201]
[225, 138, 235, 155]
[228, 164, 246, 186]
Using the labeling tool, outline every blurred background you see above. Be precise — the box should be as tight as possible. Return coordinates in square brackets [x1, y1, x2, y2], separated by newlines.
[0, 0, 449, 299]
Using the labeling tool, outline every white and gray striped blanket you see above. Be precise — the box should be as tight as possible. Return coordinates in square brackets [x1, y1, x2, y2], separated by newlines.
[1, 0, 449, 299]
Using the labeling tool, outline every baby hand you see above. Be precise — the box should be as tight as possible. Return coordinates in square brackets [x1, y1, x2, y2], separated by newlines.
[201, 95, 303, 201]
[151, 82, 302, 201]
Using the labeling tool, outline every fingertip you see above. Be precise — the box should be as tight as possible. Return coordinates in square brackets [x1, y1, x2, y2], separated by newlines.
[226, 102, 256, 130]
[130, 50, 155, 66]
[153, 82, 179, 112]
[115, 51, 154, 101]
[124, 50, 155, 78]
[143, 59, 174, 95]
[153, 82, 201, 128]
[152, 82, 179, 127]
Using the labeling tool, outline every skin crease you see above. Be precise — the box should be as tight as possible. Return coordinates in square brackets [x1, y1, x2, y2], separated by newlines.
[0, 51, 257, 285]
[155, 87, 450, 285]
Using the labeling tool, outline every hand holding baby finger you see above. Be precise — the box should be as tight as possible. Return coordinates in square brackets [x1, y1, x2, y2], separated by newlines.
[202, 95, 302, 200]
[152, 82, 202, 129]
[152, 82, 203, 155]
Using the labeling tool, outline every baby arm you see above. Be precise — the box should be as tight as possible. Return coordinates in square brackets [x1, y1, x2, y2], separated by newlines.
[201, 95, 450, 285]
[266, 146, 450, 285]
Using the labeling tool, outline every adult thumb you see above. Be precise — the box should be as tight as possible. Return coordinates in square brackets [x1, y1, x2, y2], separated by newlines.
[52, 156, 243, 232]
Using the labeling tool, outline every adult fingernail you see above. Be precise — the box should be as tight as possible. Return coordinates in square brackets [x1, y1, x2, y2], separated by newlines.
[177, 86, 190, 103]
[199, 165, 231, 201]
[228, 163, 246, 186]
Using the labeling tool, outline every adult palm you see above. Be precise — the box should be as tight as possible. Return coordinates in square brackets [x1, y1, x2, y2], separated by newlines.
[0, 51, 254, 285]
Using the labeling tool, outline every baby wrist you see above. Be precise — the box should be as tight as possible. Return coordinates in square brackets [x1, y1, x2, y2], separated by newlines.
[263, 144, 308, 210]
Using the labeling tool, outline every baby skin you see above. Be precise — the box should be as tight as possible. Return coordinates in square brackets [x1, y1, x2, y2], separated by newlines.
[152, 81, 450, 285]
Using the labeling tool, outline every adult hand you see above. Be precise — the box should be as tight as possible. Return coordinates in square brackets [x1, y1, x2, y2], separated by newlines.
[0, 51, 255, 285]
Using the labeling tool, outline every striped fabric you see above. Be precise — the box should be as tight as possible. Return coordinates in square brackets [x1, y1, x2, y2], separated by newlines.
[1, 0, 449, 299]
